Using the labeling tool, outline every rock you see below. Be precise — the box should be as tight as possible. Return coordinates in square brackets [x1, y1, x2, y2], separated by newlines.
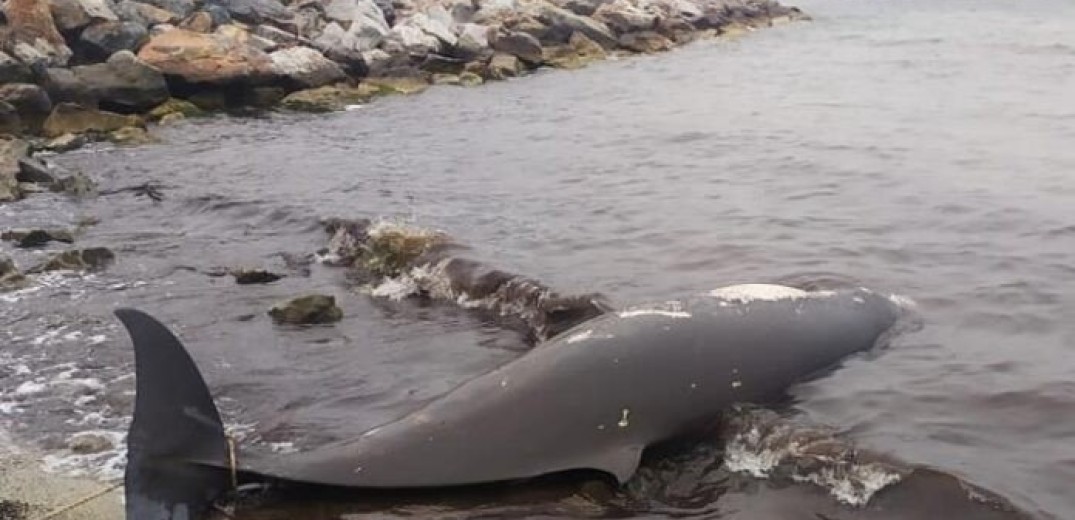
[0, 83, 53, 121]
[49, 0, 116, 32]
[255, 24, 303, 46]
[535, 2, 616, 49]
[40, 67, 96, 107]
[432, 73, 461, 85]
[618, 30, 674, 52]
[29, 247, 115, 273]
[109, 125, 157, 144]
[0, 102, 21, 135]
[42, 103, 142, 138]
[387, 23, 440, 55]
[487, 51, 521, 79]
[206, 0, 290, 25]
[0, 255, 29, 291]
[69, 50, 168, 112]
[16, 157, 56, 184]
[51, 171, 97, 196]
[458, 70, 483, 86]
[185, 90, 228, 110]
[268, 294, 342, 324]
[78, 21, 150, 61]
[279, 83, 381, 112]
[592, 0, 656, 34]
[3, 0, 74, 66]
[158, 112, 183, 124]
[420, 53, 465, 74]
[233, 269, 282, 284]
[0, 136, 29, 203]
[559, 0, 608, 16]
[363, 76, 429, 94]
[269, 46, 345, 89]
[179, 10, 213, 32]
[43, 132, 88, 151]
[139, 0, 194, 18]
[454, 22, 491, 60]
[67, 432, 114, 454]
[489, 29, 543, 63]
[2, 228, 75, 248]
[315, 17, 387, 57]
[544, 30, 606, 69]
[147, 97, 202, 120]
[137, 28, 276, 85]
[406, 12, 457, 48]
[323, 0, 385, 26]
[130, 1, 179, 24]
[0, 52, 34, 84]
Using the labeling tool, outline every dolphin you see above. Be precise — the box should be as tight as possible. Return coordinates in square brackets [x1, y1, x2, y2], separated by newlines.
[115, 283, 908, 520]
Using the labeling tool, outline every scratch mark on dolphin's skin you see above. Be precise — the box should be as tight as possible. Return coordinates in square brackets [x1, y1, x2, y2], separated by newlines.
[500, 378, 509, 388]
[361, 427, 382, 438]
[618, 409, 631, 428]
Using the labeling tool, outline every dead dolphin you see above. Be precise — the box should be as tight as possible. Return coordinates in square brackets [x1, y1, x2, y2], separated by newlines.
[115, 284, 907, 520]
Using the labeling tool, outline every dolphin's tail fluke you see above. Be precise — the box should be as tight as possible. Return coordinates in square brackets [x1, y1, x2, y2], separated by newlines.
[115, 308, 231, 520]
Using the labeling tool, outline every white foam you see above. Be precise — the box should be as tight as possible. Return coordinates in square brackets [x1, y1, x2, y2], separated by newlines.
[15, 381, 47, 397]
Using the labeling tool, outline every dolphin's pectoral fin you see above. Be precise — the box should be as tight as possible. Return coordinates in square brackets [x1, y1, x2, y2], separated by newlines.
[583, 444, 645, 484]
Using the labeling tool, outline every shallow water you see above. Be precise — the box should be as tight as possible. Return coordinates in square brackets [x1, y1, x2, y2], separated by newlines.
[2, 0, 1074, 517]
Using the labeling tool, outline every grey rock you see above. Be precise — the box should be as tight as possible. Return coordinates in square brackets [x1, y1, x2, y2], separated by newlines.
[535, 2, 617, 48]
[78, 21, 150, 61]
[0, 83, 53, 119]
[69, 51, 168, 112]
[0, 137, 29, 202]
[49, 0, 118, 31]
[593, 0, 657, 34]
[41, 68, 97, 107]
[269, 46, 346, 88]
[489, 29, 543, 63]
[139, 0, 194, 18]
[205, 0, 290, 25]
[0, 102, 21, 136]
[16, 158, 57, 184]
[0, 52, 34, 84]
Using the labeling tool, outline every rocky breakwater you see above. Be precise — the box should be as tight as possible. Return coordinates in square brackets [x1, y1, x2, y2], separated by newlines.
[0, 0, 804, 142]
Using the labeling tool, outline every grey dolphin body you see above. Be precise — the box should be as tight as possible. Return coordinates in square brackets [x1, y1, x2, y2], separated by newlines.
[116, 284, 906, 520]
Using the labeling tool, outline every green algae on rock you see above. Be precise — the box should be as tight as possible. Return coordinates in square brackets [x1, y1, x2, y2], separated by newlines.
[269, 294, 343, 324]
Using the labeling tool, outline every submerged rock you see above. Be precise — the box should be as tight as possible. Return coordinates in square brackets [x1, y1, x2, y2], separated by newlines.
[29, 247, 115, 273]
[146, 97, 203, 120]
[1, 228, 76, 248]
[109, 125, 157, 145]
[269, 294, 343, 324]
[67, 432, 115, 454]
[279, 83, 380, 112]
[618, 30, 674, 53]
[232, 268, 283, 284]
[50, 171, 98, 197]
[0, 255, 29, 291]
[41, 103, 142, 138]
[544, 31, 607, 69]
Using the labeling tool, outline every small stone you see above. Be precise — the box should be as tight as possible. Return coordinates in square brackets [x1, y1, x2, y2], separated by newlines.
[51, 172, 98, 197]
[43, 133, 88, 152]
[16, 158, 57, 184]
[29, 247, 115, 273]
[458, 71, 483, 87]
[67, 432, 114, 454]
[233, 269, 283, 284]
[109, 126, 157, 145]
[147, 98, 203, 121]
[269, 294, 343, 324]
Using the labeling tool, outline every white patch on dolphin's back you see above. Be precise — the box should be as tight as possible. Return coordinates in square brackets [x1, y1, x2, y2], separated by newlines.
[566, 330, 594, 343]
[618, 300, 691, 319]
[708, 284, 834, 303]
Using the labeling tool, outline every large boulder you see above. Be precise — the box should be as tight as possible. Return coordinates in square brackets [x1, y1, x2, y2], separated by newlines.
[0, 52, 34, 84]
[3, 0, 73, 66]
[0, 84, 53, 121]
[77, 21, 150, 61]
[315, 0, 390, 52]
[618, 30, 674, 53]
[0, 137, 30, 203]
[205, 0, 291, 25]
[70, 50, 169, 112]
[40, 67, 97, 106]
[489, 28, 543, 63]
[313, 22, 379, 75]
[534, 1, 616, 49]
[385, 23, 440, 55]
[0, 102, 22, 135]
[406, 12, 457, 48]
[41, 102, 141, 138]
[137, 28, 275, 85]
[49, 0, 119, 32]
[269, 46, 346, 89]
[138, 0, 195, 18]
[544, 30, 606, 69]
[592, 0, 657, 34]
[454, 22, 491, 60]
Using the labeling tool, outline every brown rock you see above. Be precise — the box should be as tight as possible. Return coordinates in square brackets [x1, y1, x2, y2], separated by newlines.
[41, 103, 142, 138]
[178, 10, 213, 32]
[544, 31, 607, 69]
[618, 30, 675, 53]
[109, 125, 157, 145]
[131, 1, 178, 24]
[487, 52, 521, 79]
[4, 0, 73, 65]
[147, 97, 203, 121]
[269, 294, 343, 325]
[136, 28, 275, 85]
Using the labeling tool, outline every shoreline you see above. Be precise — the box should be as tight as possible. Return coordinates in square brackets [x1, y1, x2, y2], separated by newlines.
[2, 0, 806, 201]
